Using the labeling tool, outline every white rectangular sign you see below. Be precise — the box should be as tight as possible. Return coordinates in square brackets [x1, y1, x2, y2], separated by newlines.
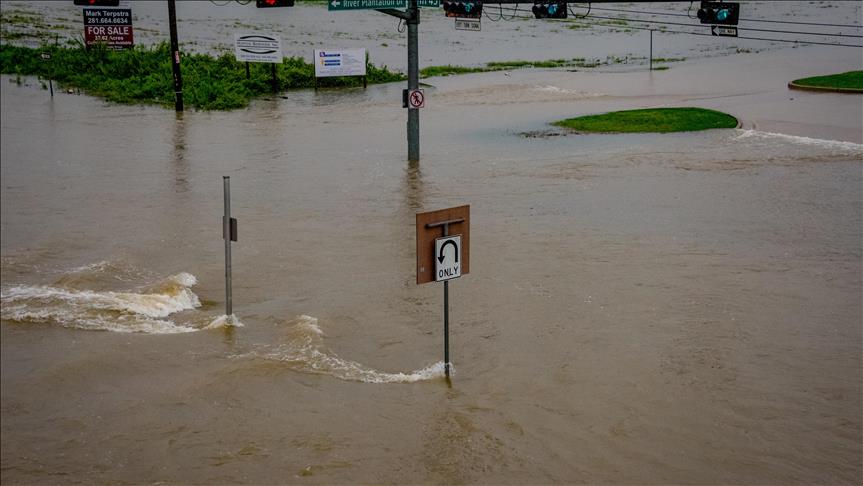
[455, 18, 481, 31]
[235, 33, 283, 63]
[314, 49, 367, 78]
[435, 235, 462, 282]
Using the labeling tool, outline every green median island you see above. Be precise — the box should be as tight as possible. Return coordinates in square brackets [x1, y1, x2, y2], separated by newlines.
[553, 107, 738, 134]
[789, 71, 863, 93]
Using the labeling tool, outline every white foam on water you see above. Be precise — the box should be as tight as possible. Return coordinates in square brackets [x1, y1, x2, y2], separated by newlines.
[1, 272, 201, 334]
[734, 129, 863, 153]
[205, 314, 245, 330]
[236, 315, 449, 384]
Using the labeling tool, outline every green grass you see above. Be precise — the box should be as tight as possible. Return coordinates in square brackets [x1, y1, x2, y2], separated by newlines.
[419, 64, 489, 77]
[0, 43, 404, 110]
[420, 58, 600, 78]
[553, 107, 738, 133]
[791, 71, 863, 90]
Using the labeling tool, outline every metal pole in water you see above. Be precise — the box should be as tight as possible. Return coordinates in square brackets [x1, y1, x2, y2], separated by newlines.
[649, 29, 654, 71]
[406, 0, 420, 162]
[443, 223, 450, 378]
[167, 0, 184, 112]
[223, 176, 232, 317]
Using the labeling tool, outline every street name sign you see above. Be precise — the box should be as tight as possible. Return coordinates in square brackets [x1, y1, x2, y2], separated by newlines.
[455, 18, 481, 31]
[435, 235, 462, 282]
[416, 205, 470, 285]
[235, 33, 283, 63]
[329, 0, 407, 10]
[711, 25, 738, 37]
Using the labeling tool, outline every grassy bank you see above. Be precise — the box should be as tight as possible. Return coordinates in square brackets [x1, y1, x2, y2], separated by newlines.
[789, 71, 863, 92]
[0, 43, 404, 110]
[553, 108, 738, 133]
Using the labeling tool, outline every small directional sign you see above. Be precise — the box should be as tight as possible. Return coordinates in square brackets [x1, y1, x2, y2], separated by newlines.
[711, 25, 738, 37]
[435, 235, 462, 282]
[455, 18, 481, 31]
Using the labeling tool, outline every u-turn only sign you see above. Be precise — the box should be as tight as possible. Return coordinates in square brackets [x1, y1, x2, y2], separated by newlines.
[435, 235, 462, 282]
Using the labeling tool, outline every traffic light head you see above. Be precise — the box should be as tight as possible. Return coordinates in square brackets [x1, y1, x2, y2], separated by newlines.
[532, 2, 567, 19]
[697, 1, 739, 25]
[73, 0, 120, 5]
[443, 1, 482, 18]
[256, 0, 295, 7]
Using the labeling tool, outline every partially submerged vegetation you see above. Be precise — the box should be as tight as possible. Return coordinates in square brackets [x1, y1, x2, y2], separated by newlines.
[553, 107, 738, 133]
[789, 71, 863, 93]
[0, 43, 404, 110]
[420, 56, 644, 77]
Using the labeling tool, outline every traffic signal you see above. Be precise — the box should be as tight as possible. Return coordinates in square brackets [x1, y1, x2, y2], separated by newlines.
[697, 1, 739, 25]
[443, 1, 482, 19]
[256, 0, 294, 7]
[532, 2, 567, 19]
[73, 0, 120, 5]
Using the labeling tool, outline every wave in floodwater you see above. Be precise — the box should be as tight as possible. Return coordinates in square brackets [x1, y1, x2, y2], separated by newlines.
[0, 270, 202, 334]
[734, 129, 863, 153]
[205, 314, 245, 330]
[234, 315, 449, 384]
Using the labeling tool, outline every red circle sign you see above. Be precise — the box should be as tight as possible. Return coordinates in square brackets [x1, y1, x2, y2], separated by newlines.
[409, 90, 425, 108]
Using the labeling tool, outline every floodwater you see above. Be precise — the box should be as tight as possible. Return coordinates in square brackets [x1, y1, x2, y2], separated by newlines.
[2, 1, 863, 484]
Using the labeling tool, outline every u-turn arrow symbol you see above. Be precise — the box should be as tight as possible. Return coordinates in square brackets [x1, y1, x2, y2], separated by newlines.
[438, 239, 459, 264]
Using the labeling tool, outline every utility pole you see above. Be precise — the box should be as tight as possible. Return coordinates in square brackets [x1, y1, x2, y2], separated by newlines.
[406, 0, 420, 162]
[377, 4, 420, 162]
[167, 0, 184, 112]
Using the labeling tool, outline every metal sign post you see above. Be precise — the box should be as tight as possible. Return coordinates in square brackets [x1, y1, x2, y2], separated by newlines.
[416, 205, 470, 379]
[167, 0, 183, 112]
[223, 176, 238, 316]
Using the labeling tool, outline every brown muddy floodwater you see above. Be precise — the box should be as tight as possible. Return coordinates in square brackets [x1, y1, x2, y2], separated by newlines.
[2, 2, 863, 484]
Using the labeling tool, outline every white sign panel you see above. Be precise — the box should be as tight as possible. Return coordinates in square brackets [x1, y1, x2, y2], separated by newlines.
[435, 235, 462, 282]
[314, 49, 367, 78]
[235, 33, 283, 63]
[455, 18, 481, 31]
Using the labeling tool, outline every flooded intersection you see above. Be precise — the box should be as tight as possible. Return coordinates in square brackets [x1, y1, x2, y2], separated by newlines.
[2, 1, 862, 484]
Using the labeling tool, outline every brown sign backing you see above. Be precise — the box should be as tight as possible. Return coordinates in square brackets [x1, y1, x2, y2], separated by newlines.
[416, 205, 470, 285]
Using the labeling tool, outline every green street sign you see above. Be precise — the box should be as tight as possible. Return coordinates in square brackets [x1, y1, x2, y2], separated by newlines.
[329, 0, 406, 10]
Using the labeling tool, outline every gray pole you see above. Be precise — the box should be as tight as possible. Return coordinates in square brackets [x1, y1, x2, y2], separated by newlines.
[407, 0, 419, 162]
[223, 176, 232, 316]
[167, 0, 184, 112]
[442, 223, 450, 378]
[649, 29, 653, 71]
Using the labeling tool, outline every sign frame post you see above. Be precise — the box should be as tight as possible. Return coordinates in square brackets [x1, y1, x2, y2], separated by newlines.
[416, 205, 470, 379]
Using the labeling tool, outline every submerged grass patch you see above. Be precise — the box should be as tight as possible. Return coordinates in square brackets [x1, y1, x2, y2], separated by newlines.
[790, 71, 863, 91]
[420, 57, 601, 77]
[0, 43, 404, 110]
[553, 107, 738, 133]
